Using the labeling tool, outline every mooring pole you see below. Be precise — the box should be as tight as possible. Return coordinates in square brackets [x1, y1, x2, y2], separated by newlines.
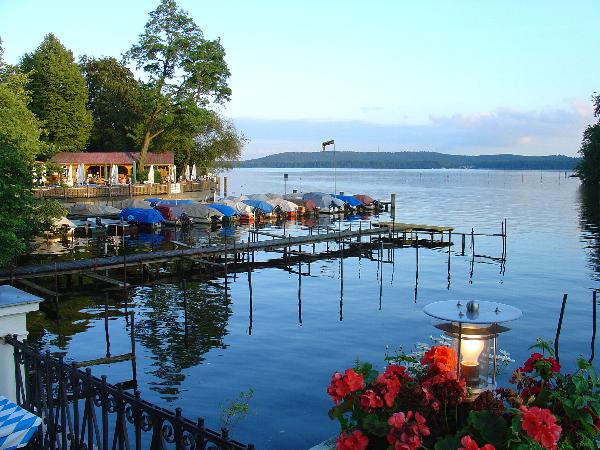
[590, 290, 597, 363]
[554, 293, 568, 363]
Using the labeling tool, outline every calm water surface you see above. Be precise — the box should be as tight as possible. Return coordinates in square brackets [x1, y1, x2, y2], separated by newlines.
[26, 169, 600, 449]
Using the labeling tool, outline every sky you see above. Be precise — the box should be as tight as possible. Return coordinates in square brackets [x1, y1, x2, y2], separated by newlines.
[1, 0, 599, 159]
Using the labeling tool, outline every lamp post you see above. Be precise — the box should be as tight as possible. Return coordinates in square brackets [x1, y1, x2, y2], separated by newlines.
[322, 139, 336, 194]
[423, 300, 522, 394]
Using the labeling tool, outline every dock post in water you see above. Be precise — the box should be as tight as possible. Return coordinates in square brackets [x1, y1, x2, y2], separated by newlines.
[390, 193, 396, 218]
[223, 176, 228, 197]
[590, 290, 597, 363]
[554, 293, 568, 363]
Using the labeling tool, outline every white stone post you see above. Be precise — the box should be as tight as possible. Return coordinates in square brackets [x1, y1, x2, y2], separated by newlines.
[0, 285, 43, 402]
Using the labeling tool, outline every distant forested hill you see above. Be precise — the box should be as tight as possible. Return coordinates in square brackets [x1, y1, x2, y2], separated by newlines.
[238, 151, 579, 170]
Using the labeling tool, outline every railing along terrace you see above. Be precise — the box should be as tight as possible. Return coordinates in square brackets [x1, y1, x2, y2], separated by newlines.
[5, 335, 253, 450]
[32, 180, 218, 199]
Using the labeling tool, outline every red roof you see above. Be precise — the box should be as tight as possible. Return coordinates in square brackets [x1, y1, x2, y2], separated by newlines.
[50, 152, 174, 165]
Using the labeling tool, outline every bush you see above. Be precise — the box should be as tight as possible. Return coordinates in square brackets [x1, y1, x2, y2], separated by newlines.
[327, 340, 600, 449]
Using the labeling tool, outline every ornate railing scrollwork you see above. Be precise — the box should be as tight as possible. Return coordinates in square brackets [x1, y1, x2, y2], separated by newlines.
[5, 334, 254, 450]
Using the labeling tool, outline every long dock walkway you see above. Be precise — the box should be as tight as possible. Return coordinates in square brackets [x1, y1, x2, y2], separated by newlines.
[0, 227, 392, 282]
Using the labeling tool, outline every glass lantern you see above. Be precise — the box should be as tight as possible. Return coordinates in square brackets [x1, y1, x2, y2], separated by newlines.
[423, 300, 522, 393]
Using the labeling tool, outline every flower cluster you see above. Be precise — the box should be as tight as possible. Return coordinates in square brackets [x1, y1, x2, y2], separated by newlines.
[335, 430, 369, 450]
[520, 406, 562, 450]
[386, 411, 429, 450]
[326, 341, 600, 450]
[327, 369, 364, 404]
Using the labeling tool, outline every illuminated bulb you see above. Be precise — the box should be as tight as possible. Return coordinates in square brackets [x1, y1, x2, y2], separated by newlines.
[460, 339, 484, 366]
[460, 338, 485, 387]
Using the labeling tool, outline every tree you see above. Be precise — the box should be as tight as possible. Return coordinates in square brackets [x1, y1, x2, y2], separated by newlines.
[80, 56, 141, 150]
[191, 111, 246, 172]
[577, 94, 600, 185]
[20, 33, 92, 157]
[0, 40, 64, 267]
[124, 0, 231, 167]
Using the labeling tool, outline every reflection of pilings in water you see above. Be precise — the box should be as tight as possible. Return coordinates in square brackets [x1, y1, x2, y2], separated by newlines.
[130, 310, 138, 389]
[554, 293, 568, 363]
[339, 239, 344, 322]
[104, 292, 111, 358]
[297, 252, 302, 325]
[447, 230, 452, 290]
[183, 278, 189, 345]
[591, 290, 597, 363]
[379, 243, 383, 311]
[414, 233, 419, 303]
[469, 228, 475, 281]
[247, 242, 253, 336]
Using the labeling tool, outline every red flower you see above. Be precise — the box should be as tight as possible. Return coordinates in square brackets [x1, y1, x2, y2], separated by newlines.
[374, 372, 401, 408]
[336, 430, 369, 450]
[327, 369, 364, 404]
[421, 345, 458, 374]
[327, 372, 350, 404]
[359, 389, 384, 411]
[521, 353, 560, 374]
[387, 411, 430, 450]
[344, 369, 364, 392]
[421, 369, 467, 407]
[547, 357, 560, 373]
[520, 406, 562, 450]
[458, 435, 496, 450]
[522, 353, 543, 373]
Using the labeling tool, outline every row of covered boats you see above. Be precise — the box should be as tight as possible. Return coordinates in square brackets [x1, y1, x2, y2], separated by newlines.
[52, 192, 380, 233]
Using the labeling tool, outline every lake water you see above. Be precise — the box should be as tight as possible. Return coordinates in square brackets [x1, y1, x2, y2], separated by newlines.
[25, 168, 600, 449]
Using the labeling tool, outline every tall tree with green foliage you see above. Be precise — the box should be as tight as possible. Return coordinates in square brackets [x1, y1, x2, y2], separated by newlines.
[20, 33, 92, 157]
[0, 40, 65, 267]
[190, 111, 246, 172]
[80, 56, 141, 151]
[124, 0, 232, 167]
[577, 93, 600, 185]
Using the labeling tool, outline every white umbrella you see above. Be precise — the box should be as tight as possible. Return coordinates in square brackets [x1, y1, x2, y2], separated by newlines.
[172, 165, 177, 183]
[185, 165, 191, 181]
[66, 165, 73, 186]
[148, 165, 155, 184]
[77, 163, 85, 185]
[191, 164, 197, 181]
[111, 164, 119, 185]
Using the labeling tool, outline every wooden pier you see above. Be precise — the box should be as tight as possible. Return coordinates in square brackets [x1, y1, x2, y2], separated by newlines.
[2, 220, 508, 301]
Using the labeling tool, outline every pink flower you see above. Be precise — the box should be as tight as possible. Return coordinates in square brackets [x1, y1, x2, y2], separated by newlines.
[387, 411, 430, 450]
[336, 430, 369, 450]
[520, 406, 562, 450]
[458, 435, 495, 450]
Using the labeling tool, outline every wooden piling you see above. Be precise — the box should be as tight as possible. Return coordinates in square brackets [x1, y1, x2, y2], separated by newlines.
[591, 290, 597, 363]
[554, 293, 568, 363]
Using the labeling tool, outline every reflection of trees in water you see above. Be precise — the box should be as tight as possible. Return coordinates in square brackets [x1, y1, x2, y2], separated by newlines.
[27, 296, 103, 351]
[133, 282, 231, 401]
[578, 185, 600, 280]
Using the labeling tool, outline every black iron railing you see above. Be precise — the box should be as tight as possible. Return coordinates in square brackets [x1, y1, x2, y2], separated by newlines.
[5, 335, 253, 450]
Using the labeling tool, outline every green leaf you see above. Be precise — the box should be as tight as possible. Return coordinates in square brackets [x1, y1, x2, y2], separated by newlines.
[434, 435, 461, 450]
[468, 411, 508, 448]
[362, 414, 388, 437]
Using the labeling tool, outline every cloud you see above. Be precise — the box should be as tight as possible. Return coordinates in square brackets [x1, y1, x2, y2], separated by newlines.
[233, 102, 596, 159]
